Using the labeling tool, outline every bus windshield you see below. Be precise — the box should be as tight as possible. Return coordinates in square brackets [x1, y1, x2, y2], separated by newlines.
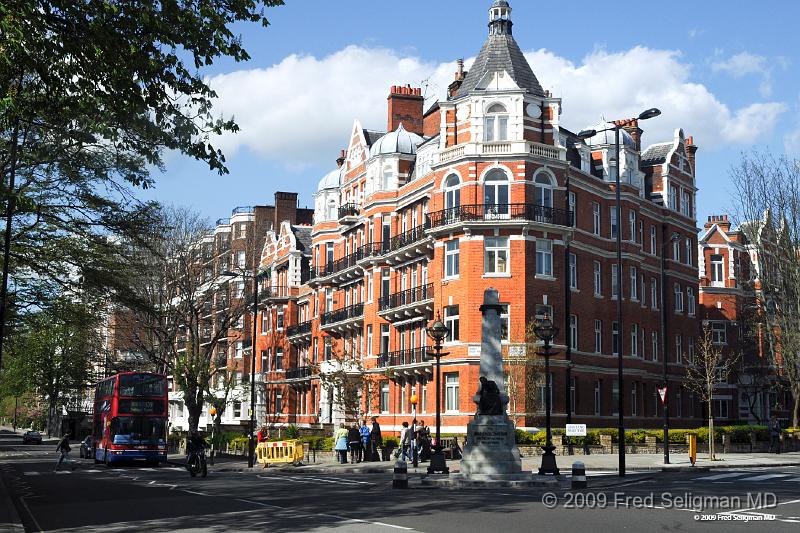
[110, 417, 166, 445]
[118, 374, 166, 397]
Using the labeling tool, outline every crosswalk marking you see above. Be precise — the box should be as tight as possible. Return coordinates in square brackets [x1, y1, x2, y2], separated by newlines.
[696, 472, 746, 481]
[739, 473, 790, 482]
[782, 477, 800, 482]
[257, 474, 372, 486]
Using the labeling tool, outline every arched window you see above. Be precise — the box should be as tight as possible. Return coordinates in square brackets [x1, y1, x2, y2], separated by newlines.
[485, 103, 508, 142]
[483, 169, 509, 215]
[326, 199, 337, 221]
[444, 174, 461, 210]
[534, 173, 554, 208]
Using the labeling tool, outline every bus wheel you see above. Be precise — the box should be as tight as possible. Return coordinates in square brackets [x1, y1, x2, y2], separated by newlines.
[104, 450, 110, 468]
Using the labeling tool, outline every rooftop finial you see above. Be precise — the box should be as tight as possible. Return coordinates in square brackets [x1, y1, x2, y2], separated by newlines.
[488, 0, 512, 36]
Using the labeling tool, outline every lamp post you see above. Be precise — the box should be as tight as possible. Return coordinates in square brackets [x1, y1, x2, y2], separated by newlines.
[222, 268, 268, 468]
[410, 394, 419, 467]
[660, 228, 681, 464]
[533, 313, 560, 475]
[426, 312, 450, 475]
[577, 107, 661, 477]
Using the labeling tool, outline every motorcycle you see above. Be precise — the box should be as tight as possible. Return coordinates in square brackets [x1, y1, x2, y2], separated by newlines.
[186, 448, 208, 478]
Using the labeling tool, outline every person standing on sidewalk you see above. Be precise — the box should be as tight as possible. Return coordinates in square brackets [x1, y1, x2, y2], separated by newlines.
[398, 421, 412, 461]
[359, 420, 371, 461]
[347, 423, 362, 463]
[334, 423, 349, 464]
[769, 416, 782, 454]
[54, 432, 74, 471]
[370, 416, 382, 461]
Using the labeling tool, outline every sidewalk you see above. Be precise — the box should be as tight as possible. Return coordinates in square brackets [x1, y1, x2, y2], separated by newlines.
[205, 451, 800, 475]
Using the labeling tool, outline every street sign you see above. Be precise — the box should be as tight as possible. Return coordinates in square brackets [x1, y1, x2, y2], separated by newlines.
[566, 424, 587, 436]
[658, 386, 667, 403]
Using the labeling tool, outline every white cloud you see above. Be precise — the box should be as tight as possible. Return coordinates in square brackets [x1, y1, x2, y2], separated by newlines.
[785, 129, 800, 154]
[206, 45, 787, 170]
[711, 52, 773, 97]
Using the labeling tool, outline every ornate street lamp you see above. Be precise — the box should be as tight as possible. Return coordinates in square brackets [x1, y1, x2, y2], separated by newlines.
[426, 312, 450, 475]
[577, 106, 661, 477]
[533, 313, 559, 476]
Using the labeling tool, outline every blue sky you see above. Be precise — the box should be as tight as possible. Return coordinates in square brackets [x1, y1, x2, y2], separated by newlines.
[143, 0, 800, 227]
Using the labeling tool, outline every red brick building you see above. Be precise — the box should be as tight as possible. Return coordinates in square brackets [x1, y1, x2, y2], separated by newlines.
[698, 213, 794, 425]
[253, 0, 702, 435]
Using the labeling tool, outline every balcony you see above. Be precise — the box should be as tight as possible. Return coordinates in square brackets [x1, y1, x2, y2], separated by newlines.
[215, 217, 230, 226]
[377, 347, 431, 368]
[320, 303, 364, 332]
[435, 140, 564, 166]
[426, 203, 573, 233]
[381, 224, 432, 264]
[338, 203, 360, 224]
[286, 320, 313, 343]
[231, 206, 253, 215]
[312, 243, 383, 284]
[261, 285, 296, 302]
[286, 367, 313, 380]
[378, 283, 433, 322]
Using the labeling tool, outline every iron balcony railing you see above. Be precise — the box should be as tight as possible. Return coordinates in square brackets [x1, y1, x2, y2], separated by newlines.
[313, 243, 383, 278]
[261, 286, 292, 300]
[231, 206, 253, 215]
[426, 203, 574, 228]
[321, 303, 364, 326]
[338, 203, 360, 220]
[216, 217, 230, 226]
[385, 224, 428, 253]
[378, 347, 431, 368]
[286, 367, 312, 380]
[286, 320, 312, 337]
[379, 283, 433, 311]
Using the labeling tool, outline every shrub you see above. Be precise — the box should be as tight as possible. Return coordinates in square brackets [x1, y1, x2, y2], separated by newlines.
[285, 424, 301, 439]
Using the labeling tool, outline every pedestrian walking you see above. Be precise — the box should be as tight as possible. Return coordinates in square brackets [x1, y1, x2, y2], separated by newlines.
[370, 416, 382, 461]
[334, 423, 349, 464]
[397, 421, 412, 461]
[359, 420, 371, 461]
[769, 416, 782, 454]
[418, 420, 432, 461]
[450, 435, 463, 460]
[54, 432, 75, 472]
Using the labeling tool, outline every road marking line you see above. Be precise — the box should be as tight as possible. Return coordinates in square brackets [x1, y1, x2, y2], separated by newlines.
[181, 489, 210, 496]
[694, 472, 746, 481]
[236, 499, 416, 530]
[22, 472, 40, 476]
[19, 497, 43, 533]
[739, 474, 790, 481]
[781, 477, 800, 482]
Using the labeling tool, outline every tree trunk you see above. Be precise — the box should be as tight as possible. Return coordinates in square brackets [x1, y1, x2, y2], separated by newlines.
[708, 402, 715, 461]
[793, 390, 800, 429]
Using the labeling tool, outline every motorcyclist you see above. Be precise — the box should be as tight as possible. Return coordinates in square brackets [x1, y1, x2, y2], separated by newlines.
[186, 430, 208, 462]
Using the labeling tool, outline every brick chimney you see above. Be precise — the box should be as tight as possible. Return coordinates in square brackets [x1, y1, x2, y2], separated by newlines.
[704, 214, 731, 232]
[622, 119, 643, 152]
[274, 191, 298, 229]
[448, 58, 467, 98]
[336, 149, 346, 168]
[685, 135, 698, 176]
[387, 85, 424, 136]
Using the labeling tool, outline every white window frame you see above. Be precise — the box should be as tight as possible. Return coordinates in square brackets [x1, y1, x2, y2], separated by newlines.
[569, 314, 578, 350]
[687, 287, 696, 316]
[593, 261, 602, 296]
[630, 266, 638, 301]
[592, 202, 601, 235]
[674, 283, 683, 313]
[650, 226, 656, 254]
[484, 237, 510, 275]
[445, 239, 460, 278]
[569, 253, 577, 290]
[445, 373, 460, 412]
[536, 239, 553, 277]
[484, 104, 508, 142]
[594, 320, 602, 353]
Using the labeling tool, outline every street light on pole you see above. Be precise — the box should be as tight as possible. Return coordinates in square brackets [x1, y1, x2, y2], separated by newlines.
[410, 394, 419, 468]
[533, 313, 559, 476]
[660, 229, 681, 464]
[578, 107, 661, 478]
[222, 268, 268, 468]
[426, 312, 450, 475]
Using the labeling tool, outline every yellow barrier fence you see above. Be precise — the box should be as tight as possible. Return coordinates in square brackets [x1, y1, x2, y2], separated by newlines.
[256, 440, 305, 466]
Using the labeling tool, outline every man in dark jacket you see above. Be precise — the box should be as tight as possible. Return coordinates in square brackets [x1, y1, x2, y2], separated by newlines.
[370, 416, 382, 461]
[54, 432, 74, 471]
[769, 416, 782, 454]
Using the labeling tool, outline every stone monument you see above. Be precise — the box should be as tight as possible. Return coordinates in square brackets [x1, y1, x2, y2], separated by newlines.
[458, 287, 524, 478]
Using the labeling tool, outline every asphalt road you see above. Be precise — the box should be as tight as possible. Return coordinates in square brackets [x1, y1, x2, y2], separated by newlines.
[2, 430, 799, 532]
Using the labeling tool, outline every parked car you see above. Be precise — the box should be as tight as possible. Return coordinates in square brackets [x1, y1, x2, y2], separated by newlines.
[79, 436, 93, 459]
[22, 431, 42, 445]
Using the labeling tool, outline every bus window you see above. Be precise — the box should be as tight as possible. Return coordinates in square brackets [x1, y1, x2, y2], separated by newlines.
[111, 417, 166, 445]
[118, 374, 166, 397]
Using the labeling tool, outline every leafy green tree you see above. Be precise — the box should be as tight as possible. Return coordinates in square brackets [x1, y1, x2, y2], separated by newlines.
[0, 0, 284, 366]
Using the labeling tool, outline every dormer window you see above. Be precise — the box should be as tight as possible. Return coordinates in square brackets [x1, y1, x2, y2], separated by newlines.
[381, 164, 393, 190]
[485, 104, 508, 142]
[326, 200, 336, 221]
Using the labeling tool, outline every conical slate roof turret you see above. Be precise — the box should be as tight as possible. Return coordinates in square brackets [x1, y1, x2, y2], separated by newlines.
[455, 1, 545, 98]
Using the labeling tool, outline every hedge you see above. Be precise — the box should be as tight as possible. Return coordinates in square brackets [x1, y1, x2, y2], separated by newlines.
[513, 425, 787, 445]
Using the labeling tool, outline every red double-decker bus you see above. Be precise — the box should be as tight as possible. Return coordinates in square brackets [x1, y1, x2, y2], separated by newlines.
[92, 372, 168, 465]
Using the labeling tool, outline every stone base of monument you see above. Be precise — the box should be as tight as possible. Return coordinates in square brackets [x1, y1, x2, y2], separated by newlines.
[419, 415, 560, 488]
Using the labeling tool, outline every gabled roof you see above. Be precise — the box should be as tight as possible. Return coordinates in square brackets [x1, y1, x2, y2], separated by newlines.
[292, 226, 312, 252]
[640, 142, 672, 166]
[363, 129, 386, 147]
[455, 33, 545, 98]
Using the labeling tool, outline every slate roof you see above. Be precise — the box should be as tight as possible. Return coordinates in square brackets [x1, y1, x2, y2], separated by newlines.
[292, 226, 312, 252]
[455, 33, 545, 98]
[363, 129, 386, 147]
[640, 142, 672, 166]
